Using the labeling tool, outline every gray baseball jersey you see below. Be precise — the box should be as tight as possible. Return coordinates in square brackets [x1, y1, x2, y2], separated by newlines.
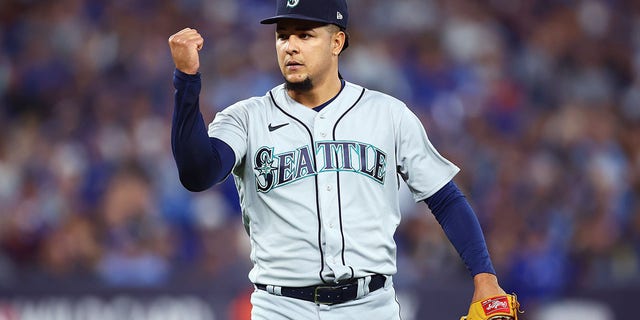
[208, 81, 459, 287]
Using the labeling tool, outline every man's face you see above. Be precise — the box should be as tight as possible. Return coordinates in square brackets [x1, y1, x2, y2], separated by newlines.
[275, 19, 336, 91]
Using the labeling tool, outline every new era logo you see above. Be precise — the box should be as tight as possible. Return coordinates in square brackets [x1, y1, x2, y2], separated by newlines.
[337, 11, 343, 20]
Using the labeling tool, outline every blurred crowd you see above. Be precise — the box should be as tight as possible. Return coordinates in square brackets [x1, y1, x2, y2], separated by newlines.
[1, 0, 639, 311]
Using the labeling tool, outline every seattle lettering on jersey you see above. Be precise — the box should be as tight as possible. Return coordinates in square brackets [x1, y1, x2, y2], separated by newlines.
[253, 140, 387, 192]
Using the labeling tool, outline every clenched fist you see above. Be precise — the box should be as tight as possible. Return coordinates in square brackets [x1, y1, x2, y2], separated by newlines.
[168, 28, 204, 75]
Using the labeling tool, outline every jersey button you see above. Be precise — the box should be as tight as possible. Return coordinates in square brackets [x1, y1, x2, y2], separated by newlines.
[326, 185, 332, 191]
[320, 132, 327, 137]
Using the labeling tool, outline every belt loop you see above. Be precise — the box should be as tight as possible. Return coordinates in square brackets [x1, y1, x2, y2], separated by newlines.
[364, 275, 372, 295]
[356, 278, 364, 299]
[266, 285, 283, 296]
[356, 275, 371, 299]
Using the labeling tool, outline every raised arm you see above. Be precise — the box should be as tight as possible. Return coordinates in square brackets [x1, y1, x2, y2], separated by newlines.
[168, 29, 235, 191]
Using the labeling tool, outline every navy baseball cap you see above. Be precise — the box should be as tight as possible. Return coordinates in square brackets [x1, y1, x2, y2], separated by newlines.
[260, 0, 349, 30]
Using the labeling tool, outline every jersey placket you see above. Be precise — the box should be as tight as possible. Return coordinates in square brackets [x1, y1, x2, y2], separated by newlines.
[314, 111, 352, 282]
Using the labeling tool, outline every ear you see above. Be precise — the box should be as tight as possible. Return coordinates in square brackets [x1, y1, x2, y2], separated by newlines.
[332, 30, 346, 55]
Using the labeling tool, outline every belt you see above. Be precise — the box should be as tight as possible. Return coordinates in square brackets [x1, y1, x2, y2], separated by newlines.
[255, 274, 387, 305]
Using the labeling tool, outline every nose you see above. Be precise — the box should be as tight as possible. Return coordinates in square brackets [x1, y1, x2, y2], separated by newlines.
[284, 35, 300, 54]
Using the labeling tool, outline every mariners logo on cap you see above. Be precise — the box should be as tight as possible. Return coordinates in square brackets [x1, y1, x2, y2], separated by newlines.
[286, 0, 300, 8]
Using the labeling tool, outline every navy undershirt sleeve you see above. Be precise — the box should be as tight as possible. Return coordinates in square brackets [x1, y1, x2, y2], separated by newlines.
[171, 69, 235, 192]
[425, 181, 496, 277]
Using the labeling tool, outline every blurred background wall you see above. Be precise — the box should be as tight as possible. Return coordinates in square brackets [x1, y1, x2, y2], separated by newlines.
[0, 0, 639, 319]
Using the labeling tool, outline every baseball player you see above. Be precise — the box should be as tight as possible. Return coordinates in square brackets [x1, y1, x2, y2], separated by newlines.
[168, 0, 520, 319]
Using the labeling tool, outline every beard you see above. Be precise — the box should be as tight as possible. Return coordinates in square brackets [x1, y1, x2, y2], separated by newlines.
[284, 76, 313, 92]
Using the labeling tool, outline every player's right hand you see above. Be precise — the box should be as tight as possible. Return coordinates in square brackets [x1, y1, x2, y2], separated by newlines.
[168, 28, 204, 75]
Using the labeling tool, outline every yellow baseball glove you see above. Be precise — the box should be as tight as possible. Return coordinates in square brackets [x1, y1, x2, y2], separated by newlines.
[460, 294, 521, 320]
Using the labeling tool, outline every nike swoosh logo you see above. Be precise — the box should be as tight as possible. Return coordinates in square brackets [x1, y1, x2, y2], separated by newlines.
[268, 123, 289, 132]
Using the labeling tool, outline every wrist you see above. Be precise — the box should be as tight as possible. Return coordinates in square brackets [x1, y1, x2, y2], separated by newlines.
[174, 68, 201, 80]
[473, 273, 497, 285]
[471, 273, 505, 302]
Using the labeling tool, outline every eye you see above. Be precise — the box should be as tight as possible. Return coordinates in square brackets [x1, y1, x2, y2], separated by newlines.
[276, 33, 289, 40]
[299, 33, 311, 39]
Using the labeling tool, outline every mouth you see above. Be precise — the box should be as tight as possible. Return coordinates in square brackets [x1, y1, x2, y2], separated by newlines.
[285, 61, 303, 69]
